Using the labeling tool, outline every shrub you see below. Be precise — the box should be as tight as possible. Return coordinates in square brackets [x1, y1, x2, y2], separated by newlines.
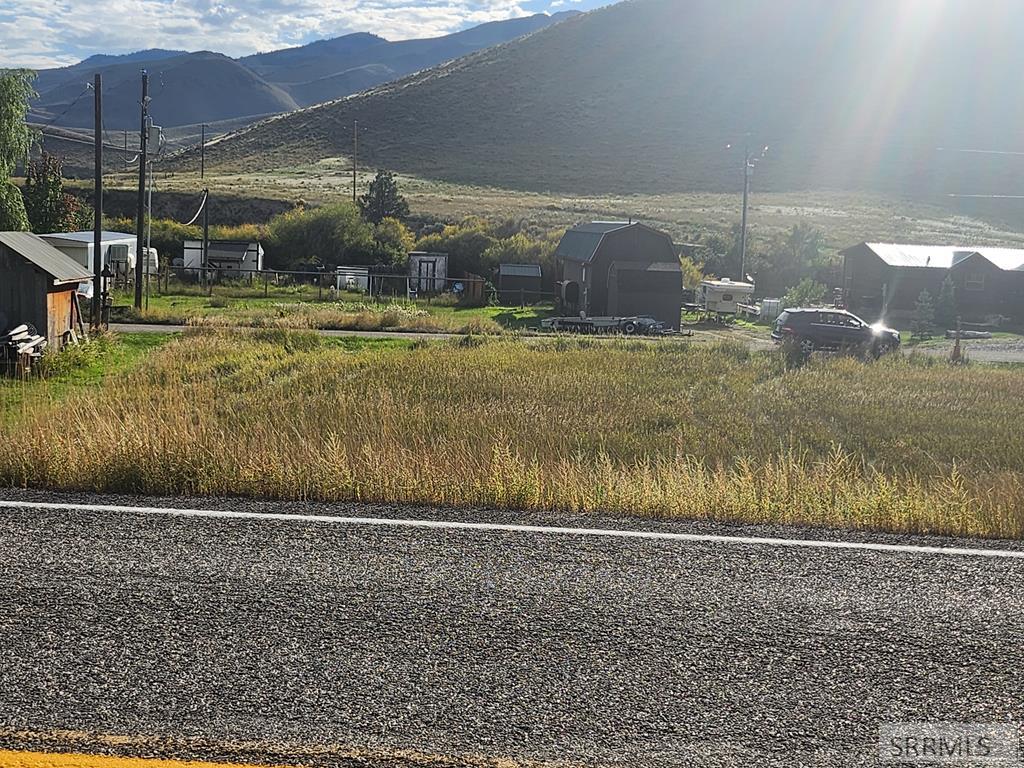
[782, 278, 828, 309]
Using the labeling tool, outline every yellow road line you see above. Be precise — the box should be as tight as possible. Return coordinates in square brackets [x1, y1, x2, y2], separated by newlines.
[0, 750, 297, 768]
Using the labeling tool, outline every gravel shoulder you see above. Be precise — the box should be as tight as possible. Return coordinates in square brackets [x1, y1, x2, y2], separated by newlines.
[1, 491, 1023, 767]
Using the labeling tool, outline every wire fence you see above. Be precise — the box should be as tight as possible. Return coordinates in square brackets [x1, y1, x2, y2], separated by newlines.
[123, 266, 557, 308]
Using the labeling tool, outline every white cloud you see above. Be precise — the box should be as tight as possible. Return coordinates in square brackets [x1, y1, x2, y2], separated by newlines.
[0, 0, 532, 68]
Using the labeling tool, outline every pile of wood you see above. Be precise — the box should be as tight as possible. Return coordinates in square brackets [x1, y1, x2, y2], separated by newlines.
[1, 324, 47, 374]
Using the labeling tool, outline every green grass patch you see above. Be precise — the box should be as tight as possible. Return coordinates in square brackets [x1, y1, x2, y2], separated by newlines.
[0, 333, 174, 426]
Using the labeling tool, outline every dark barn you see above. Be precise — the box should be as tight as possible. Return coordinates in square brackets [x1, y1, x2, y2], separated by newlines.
[554, 222, 682, 327]
[842, 242, 1024, 322]
[0, 231, 92, 349]
[497, 263, 543, 304]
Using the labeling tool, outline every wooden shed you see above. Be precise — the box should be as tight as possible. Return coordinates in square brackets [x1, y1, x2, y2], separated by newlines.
[554, 221, 682, 327]
[0, 231, 93, 350]
[497, 263, 543, 304]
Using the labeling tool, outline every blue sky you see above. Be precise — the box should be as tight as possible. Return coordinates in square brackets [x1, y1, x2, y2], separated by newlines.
[0, 0, 613, 69]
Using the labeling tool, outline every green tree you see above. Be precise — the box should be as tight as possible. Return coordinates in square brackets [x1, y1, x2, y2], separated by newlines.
[265, 203, 376, 268]
[0, 182, 28, 230]
[678, 255, 704, 289]
[373, 217, 414, 266]
[911, 289, 936, 339]
[782, 277, 828, 308]
[22, 152, 93, 233]
[0, 69, 36, 231]
[415, 218, 497, 276]
[935, 274, 957, 331]
[359, 169, 410, 225]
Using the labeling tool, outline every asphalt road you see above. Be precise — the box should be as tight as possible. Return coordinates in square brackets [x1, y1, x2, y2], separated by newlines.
[1, 493, 1023, 767]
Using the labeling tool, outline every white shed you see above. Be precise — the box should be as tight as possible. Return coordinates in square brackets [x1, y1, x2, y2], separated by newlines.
[40, 231, 136, 277]
[184, 240, 264, 275]
[408, 251, 448, 293]
[336, 266, 370, 292]
[700, 278, 755, 314]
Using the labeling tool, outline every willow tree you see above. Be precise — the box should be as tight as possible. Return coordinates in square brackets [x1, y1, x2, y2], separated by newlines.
[0, 69, 37, 231]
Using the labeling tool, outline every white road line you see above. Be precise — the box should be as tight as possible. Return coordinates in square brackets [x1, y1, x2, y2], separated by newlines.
[0, 499, 1021, 560]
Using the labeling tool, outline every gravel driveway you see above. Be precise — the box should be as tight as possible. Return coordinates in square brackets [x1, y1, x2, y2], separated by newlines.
[1, 493, 1022, 767]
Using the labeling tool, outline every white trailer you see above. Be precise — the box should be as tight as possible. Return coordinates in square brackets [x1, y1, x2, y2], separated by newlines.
[700, 278, 755, 315]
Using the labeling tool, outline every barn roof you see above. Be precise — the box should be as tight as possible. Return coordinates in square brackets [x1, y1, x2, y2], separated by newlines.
[498, 263, 542, 277]
[554, 221, 635, 263]
[0, 231, 93, 284]
[849, 243, 1024, 271]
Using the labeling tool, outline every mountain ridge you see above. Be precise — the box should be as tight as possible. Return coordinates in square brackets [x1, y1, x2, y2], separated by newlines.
[184, 0, 1024, 197]
[29, 13, 578, 129]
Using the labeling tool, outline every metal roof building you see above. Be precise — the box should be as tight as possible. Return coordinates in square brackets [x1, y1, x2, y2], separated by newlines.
[841, 242, 1024, 321]
[0, 232, 92, 348]
[554, 221, 682, 327]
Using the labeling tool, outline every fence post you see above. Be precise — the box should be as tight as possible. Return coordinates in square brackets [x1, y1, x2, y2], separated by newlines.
[264, 271, 269, 297]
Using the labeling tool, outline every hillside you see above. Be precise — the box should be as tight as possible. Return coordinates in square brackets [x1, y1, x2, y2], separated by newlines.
[188, 0, 1024, 197]
[32, 52, 299, 129]
[29, 13, 576, 129]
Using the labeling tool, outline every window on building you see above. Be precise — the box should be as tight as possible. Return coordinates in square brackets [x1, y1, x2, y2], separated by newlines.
[965, 272, 985, 292]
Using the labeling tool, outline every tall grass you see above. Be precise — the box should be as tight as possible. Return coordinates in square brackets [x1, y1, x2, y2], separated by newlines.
[2, 331, 1022, 538]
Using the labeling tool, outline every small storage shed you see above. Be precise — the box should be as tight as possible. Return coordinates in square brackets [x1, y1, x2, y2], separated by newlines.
[554, 221, 683, 327]
[336, 265, 370, 292]
[409, 251, 448, 293]
[184, 240, 264, 276]
[0, 232, 92, 349]
[498, 263, 543, 304]
[40, 230, 136, 278]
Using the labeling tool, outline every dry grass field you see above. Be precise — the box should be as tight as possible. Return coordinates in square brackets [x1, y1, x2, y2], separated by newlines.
[2, 329, 1022, 539]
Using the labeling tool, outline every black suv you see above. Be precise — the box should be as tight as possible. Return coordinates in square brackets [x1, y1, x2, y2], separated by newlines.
[771, 308, 900, 357]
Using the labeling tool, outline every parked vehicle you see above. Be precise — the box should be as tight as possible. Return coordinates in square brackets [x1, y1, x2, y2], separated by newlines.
[771, 308, 900, 357]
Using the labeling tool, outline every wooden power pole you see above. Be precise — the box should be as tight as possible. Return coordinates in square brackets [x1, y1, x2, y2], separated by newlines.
[92, 73, 102, 329]
[134, 71, 149, 310]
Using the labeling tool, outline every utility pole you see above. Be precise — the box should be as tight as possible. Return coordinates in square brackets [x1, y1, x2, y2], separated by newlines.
[740, 140, 751, 283]
[123, 130, 128, 172]
[352, 120, 358, 204]
[200, 123, 206, 179]
[728, 136, 767, 283]
[92, 73, 103, 330]
[134, 71, 149, 310]
[203, 188, 210, 292]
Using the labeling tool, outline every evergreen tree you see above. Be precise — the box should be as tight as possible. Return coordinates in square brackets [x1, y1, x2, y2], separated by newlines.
[911, 289, 936, 339]
[935, 274, 958, 331]
[358, 170, 410, 224]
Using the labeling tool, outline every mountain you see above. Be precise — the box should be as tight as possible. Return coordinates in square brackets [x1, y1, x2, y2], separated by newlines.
[29, 13, 577, 129]
[187, 0, 1024, 197]
[242, 13, 580, 106]
[31, 51, 299, 130]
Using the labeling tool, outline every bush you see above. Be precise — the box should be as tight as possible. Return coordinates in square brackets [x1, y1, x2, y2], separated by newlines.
[265, 203, 376, 269]
[782, 278, 828, 308]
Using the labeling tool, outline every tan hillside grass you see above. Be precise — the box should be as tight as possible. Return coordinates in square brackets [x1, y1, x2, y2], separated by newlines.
[2, 330, 1022, 539]
[126, 301, 504, 335]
